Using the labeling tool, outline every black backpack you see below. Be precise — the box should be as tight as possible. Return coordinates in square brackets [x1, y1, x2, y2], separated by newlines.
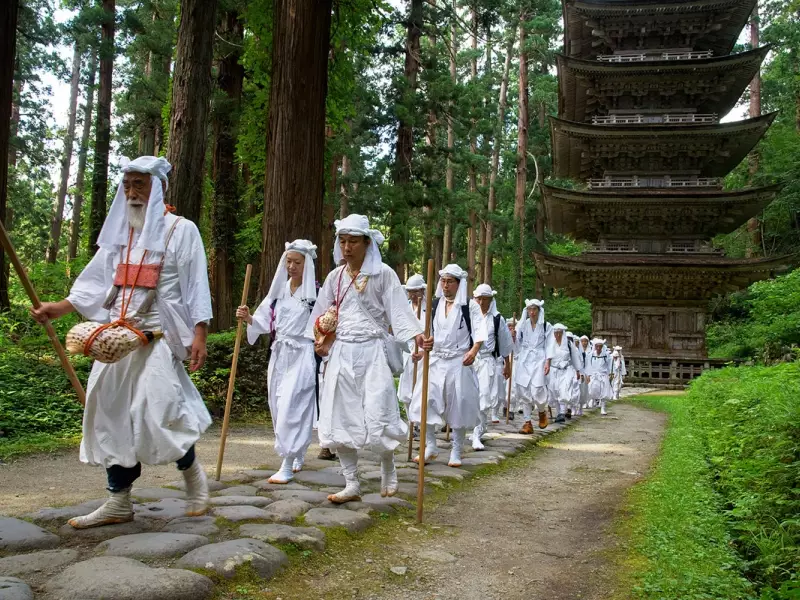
[430, 298, 473, 349]
[492, 313, 503, 358]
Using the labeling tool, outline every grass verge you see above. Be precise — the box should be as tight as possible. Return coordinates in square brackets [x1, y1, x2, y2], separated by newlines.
[612, 394, 754, 600]
[0, 433, 82, 462]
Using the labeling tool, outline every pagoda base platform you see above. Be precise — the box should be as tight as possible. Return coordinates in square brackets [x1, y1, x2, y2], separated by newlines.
[624, 355, 734, 386]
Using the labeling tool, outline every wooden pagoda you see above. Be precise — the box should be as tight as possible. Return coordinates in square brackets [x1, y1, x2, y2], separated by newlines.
[537, 0, 789, 384]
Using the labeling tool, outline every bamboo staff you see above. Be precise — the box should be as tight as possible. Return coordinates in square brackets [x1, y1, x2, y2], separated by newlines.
[0, 221, 86, 406]
[215, 264, 252, 481]
[505, 312, 516, 425]
[407, 299, 423, 462]
[416, 259, 435, 524]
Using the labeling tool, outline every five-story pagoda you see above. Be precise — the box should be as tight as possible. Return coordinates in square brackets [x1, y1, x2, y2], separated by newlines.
[536, 0, 789, 384]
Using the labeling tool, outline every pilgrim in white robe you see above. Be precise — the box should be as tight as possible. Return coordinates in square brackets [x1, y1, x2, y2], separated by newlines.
[513, 319, 550, 417]
[586, 349, 613, 403]
[408, 299, 487, 430]
[67, 213, 213, 469]
[611, 355, 627, 400]
[247, 281, 316, 458]
[546, 336, 582, 415]
[307, 264, 422, 453]
[472, 309, 513, 435]
[397, 304, 426, 406]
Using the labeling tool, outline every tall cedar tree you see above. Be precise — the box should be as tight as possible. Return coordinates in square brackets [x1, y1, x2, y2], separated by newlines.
[210, 8, 244, 331]
[514, 10, 529, 309]
[47, 42, 82, 263]
[166, 0, 219, 224]
[746, 2, 761, 257]
[258, 0, 332, 297]
[0, 0, 20, 311]
[88, 0, 114, 254]
[69, 50, 97, 260]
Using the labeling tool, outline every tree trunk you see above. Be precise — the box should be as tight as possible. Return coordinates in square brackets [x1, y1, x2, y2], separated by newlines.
[466, 5, 478, 294]
[515, 13, 529, 308]
[138, 25, 156, 157]
[746, 3, 761, 257]
[390, 0, 422, 281]
[321, 145, 339, 278]
[47, 43, 82, 263]
[257, 0, 332, 299]
[165, 0, 218, 224]
[0, 0, 19, 311]
[485, 29, 515, 285]
[8, 67, 20, 168]
[340, 153, 351, 218]
[69, 50, 97, 260]
[155, 54, 171, 155]
[442, 0, 458, 265]
[210, 8, 244, 332]
[88, 0, 115, 255]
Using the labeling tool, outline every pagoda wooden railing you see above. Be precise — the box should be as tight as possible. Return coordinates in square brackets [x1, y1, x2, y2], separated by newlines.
[592, 113, 718, 125]
[587, 176, 722, 189]
[588, 240, 722, 254]
[597, 50, 714, 63]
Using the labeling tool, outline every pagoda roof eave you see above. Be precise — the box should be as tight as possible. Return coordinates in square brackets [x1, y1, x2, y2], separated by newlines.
[563, 0, 757, 59]
[550, 113, 778, 180]
[556, 46, 772, 121]
[533, 251, 793, 303]
[542, 183, 783, 239]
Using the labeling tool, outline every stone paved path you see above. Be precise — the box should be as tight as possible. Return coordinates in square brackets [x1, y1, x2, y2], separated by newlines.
[0, 387, 653, 599]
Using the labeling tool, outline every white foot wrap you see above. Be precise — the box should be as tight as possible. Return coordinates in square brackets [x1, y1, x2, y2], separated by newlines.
[292, 456, 305, 473]
[268, 457, 295, 484]
[600, 401, 607, 416]
[68, 488, 133, 529]
[413, 427, 439, 464]
[471, 425, 485, 451]
[183, 461, 209, 516]
[328, 448, 361, 504]
[449, 428, 464, 467]
[380, 453, 398, 498]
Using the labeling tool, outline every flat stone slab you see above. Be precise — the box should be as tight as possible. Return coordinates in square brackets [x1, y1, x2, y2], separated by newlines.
[24, 499, 106, 523]
[395, 482, 431, 496]
[176, 539, 288, 580]
[163, 517, 220, 537]
[209, 496, 273, 507]
[96, 532, 209, 559]
[457, 456, 501, 467]
[42, 557, 213, 600]
[57, 519, 152, 542]
[303, 508, 372, 532]
[359, 494, 414, 510]
[292, 470, 346, 487]
[239, 469, 273, 479]
[0, 549, 80, 577]
[218, 472, 255, 483]
[0, 577, 33, 600]
[267, 489, 330, 505]
[239, 524, 325, 551]
[214, 485, 258, 497]
[131, 487, 186, 500]
[168, 479, 228, 492]
[0, 517, 60, 552]
[261, 500, 313, 523]
[252, 480, 310, 492]
[423, 466, 471, 481]
[134, 498, 191, 521]
[212, 506, 272, 522]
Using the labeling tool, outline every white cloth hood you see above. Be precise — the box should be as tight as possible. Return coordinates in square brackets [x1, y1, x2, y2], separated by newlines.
[333, 214, 385, 275]
[404, 274, 426, 290]
[473, 283, 498, 315]
[520, 298, 545, 329]
[265, 239, 318, 306]
[123, 155, 172, 185]
[552, 323, 567, 331]
[436, 264, 468, 305]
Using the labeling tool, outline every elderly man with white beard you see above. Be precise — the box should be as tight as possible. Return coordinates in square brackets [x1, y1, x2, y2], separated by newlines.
[409, 264, 487, 467]
[514, 299, 551, 432]
[470, 284, 512, 450]
[31, 156, 213, 528]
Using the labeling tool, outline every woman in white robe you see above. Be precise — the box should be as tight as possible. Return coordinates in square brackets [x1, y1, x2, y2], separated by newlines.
[514, 299, 551, 431]
[397, 274, 426, 407]
[237, 240, 317, 484]
[586, 339, 613, 415]
[546, 324, 582, 423]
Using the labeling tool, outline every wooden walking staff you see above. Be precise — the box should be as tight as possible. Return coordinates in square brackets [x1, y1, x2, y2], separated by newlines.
[215, 264, 253, 481]
[506, 312, 516, 425]
[407, 300, 423, 462]
[0, 221, 86, 406]
[416, 259, 436, 524]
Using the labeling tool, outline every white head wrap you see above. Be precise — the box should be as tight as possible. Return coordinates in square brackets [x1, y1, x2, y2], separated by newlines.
[472, 283, 499, 315]
[436, 264, 468, 306]
[521, 298, 545, 329]
[333, 214, 385, 276]
[591, 338, 606, 346]
[566, 331, 574, 338]
[613, 345, 623, 351]
[265, 239, 317, 305]
[612, 350, 619, 358]
[580, 335, 589, 341]
[96, 156, 173, 252]
[404, 274, 426, 290]
[552, 323, 567, 331]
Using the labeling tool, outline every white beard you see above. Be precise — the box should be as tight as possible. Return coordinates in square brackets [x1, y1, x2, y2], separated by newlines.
[127, 203, 147, 231]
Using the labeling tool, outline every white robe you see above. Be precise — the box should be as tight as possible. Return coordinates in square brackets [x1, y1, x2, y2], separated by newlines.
[306, 264, 422, 452]
[473, 309, 513, 413]
[66, 214, 212, 469]
[247, 281, 316, 457]
[397, 303, 425, 406]
[586, 350, 613, 401]
[611, 355, 626, 399]
[409, 299, 487, 429]
[546, 336, 581, 404]
[513, 319, 549, 408]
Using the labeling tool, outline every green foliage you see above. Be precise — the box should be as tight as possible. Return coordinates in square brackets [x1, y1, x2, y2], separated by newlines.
[620, 393, 755, 600]
[544, 294, 591, 334]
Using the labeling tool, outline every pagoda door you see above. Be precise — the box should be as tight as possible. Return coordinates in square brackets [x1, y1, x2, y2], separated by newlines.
[634, 314, 665, 353]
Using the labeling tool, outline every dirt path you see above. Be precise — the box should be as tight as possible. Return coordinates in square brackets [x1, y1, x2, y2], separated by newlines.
[274, 402, 666, 600]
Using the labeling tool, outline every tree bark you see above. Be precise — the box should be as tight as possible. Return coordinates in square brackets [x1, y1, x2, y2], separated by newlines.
[515, 12, 529, 308]
[340, 153, 351, 218]
[210, 8, 244, 332]
[165, 0, 218, 224]
[485, 28, 515, 285]
[257, 0, 332, 298]
[8, 67, 20, 168]
[47, 43, 82, 263]
[138, 21, 156, 157]
[88, 0, 115, 255]
[390, 0, 423, 281]
[155, 54, 171, 155]
[746, 2, 761, 257]
[321, 145, 339, 278]
[0, 0, 19, 311]
[466, 6, 478, 295]
[442, 0, 458, 265]
[69, 50, 97, 260]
